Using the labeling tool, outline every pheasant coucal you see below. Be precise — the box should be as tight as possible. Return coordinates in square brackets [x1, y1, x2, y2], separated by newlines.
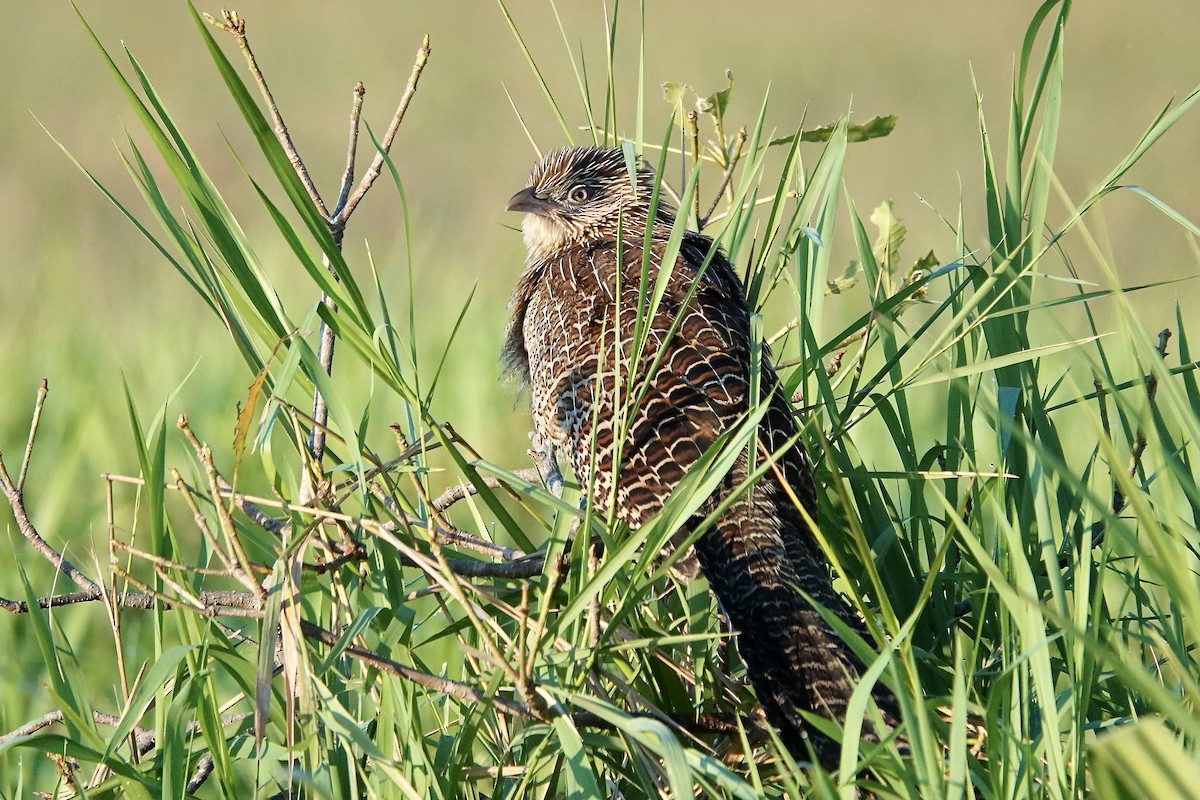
[503, 145, 894, 766]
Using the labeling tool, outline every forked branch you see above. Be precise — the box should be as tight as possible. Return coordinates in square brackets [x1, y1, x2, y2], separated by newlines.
[203, 9, 431, 473]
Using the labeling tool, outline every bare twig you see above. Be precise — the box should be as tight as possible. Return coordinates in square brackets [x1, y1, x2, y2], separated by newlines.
[334, 82, 367, 215]
[431, 467, 542, 513]
[171, 467, 248, 579]
[0, 444, 100, 596]
[0, 587, 260, 616]
[1082, 328, 1172, 555]
[699, 126, 748, 229]
[307, 314, 339, 478]
[216, 474, 288, 534]
[203, 10, 329, 218]
[766, 317, 797, 348]
[1113, 328, 1171, 519]
[178, 415, 266, 596]
[687, 110, 701, 228]
[105, 470, 536, 574]
[17, 378, 48, 493]
[111, 539, 232, 577]
[0, 710, 153, 753]
[335, 34, 431, 225]
[299, 619, 536, 719]
[303, 544, 367, 574]
[0, 591, 110, 613]
[186, 755, 216, 794]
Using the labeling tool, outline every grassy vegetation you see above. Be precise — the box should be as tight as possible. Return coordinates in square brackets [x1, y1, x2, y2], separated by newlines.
[2, 0, 1200, 797]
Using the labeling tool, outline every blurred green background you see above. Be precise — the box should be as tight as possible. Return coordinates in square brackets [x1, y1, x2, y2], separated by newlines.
[1, 0, 1198, 632]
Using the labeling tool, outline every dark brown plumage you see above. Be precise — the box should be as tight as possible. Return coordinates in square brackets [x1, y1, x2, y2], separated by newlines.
[503, 146, 892, 766]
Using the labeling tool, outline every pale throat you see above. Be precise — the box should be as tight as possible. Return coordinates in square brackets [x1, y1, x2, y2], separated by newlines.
[521, 212, 573, 261]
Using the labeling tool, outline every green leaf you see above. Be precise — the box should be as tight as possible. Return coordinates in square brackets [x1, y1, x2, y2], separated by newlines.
[661, 81, 690, 109]
[551, 716, 603, 799]
[771, 114, 897, 145]
[870, 200, 905, 276]
[697, 69, 734, 121]
[99, 645, 198, 766]
[1091, 719, 1200, 800]
[904, 336, 1102, 389]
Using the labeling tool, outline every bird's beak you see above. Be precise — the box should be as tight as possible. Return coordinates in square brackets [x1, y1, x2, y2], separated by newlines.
[506, 186, 553, 215]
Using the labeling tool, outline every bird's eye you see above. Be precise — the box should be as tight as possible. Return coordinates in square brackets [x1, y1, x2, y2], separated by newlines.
[568, 185, 591, 203]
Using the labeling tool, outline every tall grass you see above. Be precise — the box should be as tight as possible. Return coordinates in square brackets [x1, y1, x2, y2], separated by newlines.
[2, 0, 1199, 797]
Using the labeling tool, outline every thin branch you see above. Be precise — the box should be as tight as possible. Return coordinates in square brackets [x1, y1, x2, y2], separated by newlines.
[334, 81, 367, 217]
[687, 110, 701, 228]
[186, 755, 215, 794]
[303, 544, 367, 574]
[0, 591, 111, 613]
[203, 10, 329, 218]
[0, 588, 260, 616]
[765, 317, 797, 348]
[112, 539, 231, 577]
[106, 470, 536, 574]
[431, 467, 543, 513]
[0, 456, 100, 596]
[0, 710, 153, 752]
[17, 378, 48, 493]
[298, 619, 536, 720]
[1081, 328, 1172, 556]
[335, 34, 432, 225]
[170, 467, 247, 581]
[423, 552, 545, 579]
[215, 474, 288, 534]
[178, 415, 265, 596]
[699, 126, 748, 229]
[307, 316, 338, 475]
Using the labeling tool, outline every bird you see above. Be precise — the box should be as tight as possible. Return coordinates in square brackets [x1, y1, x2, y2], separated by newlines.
[503, 145, 895, 767]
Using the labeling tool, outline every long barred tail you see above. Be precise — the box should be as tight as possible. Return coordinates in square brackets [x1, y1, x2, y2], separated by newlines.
[692, 473, 890, 767]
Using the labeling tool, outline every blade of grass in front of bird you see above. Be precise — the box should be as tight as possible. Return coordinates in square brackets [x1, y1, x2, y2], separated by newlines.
[564, 403, 768, 629]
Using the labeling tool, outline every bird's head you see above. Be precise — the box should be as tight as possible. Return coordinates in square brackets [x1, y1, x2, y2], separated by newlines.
[506, 146, 675, 260]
